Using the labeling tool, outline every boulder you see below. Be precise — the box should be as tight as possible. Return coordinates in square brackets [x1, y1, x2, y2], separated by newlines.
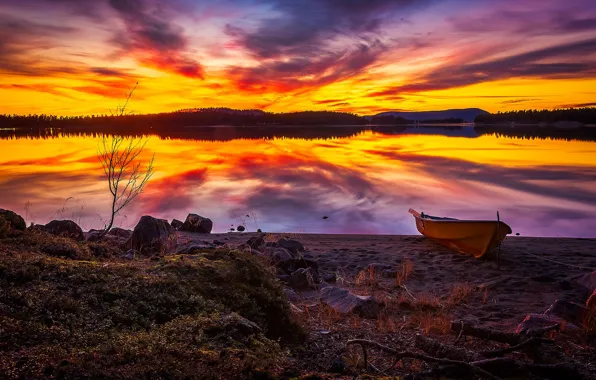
[128, 215, 177, 255]
[320, 286, 383, 319]
[544, 299, 588, 327]
[290, 267, 318, 289]
[277, 257, 319, 277]
[271, 247, 293, 265]
[107, 227, 132, 240]
[0, 209, 26, 231]
[86, 229, 103, 242]
[179, 213, 213, 233]
[321, 271, 337, 284]
[43, 220, 85, 241]
[170, 219, 184, 230]
[246, 235, 265, 250]
[277, 238, 305, 255]
[237, 225, 246, 232]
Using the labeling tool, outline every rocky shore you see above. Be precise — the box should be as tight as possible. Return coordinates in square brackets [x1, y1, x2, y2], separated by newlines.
[1, 209, 596, 379]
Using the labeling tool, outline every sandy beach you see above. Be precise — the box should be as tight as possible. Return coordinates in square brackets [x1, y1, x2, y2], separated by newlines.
[180, 231, 596, 375]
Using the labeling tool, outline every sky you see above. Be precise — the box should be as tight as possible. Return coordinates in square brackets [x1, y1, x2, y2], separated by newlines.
[1, 0, 596, 116]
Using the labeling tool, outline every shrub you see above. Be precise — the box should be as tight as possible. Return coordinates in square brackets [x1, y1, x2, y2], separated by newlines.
[0, 246, 302, 379]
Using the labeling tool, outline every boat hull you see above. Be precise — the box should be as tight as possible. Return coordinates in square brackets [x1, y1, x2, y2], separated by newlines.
[410, 209, 512, 258]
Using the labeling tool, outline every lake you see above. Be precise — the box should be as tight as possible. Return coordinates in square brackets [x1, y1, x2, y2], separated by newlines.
[1, 126, 595, 237]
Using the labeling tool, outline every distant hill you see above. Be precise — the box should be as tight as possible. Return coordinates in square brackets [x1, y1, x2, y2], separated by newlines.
[372, 108, 489, 123]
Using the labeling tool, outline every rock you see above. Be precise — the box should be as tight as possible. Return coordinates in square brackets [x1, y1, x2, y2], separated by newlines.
[265, 241, 279, 248]
[290, 267, 318, 289]
[544, 299, 588, 327]
[170, 219, 183, 230]
[237, 225, 246, 232]
[246, 235, 265, 250]
[128, 215, 177, 255]
[107, 227, 132, 240]
[43, 220, 85, 241]
[208, 313, 262, 342]
[574, 271, 596, 294]
[86, 230, 103, 242]
[320, 286, 383, 319]
[516, 313, 581, 337]
[176, 243, 215, 254]
[321, 271, 337, 283]
[213, 240, 225, 246]
[179, 213, 213, 233]
[0, 209, 26, 231]
[277, 238, 305, 255]
[588, 289, 596, 308]
[277, 257, 319, 277]
[271, 247, 293, 265]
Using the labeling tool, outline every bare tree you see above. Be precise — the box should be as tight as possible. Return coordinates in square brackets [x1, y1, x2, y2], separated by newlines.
[97, 136, 154, 235]
[97, 81, 154, 235]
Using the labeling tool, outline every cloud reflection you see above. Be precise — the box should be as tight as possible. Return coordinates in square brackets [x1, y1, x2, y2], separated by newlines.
[0, 129, 594, 237]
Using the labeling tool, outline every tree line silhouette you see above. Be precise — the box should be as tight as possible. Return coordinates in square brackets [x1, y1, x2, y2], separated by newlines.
[2, 107, 595, 133]
[474, 107, 596, 124]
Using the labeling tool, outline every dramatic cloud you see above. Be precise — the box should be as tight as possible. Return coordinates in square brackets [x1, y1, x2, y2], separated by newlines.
[371, 38, 596, 95]
[107, 0, 205, 79]
[1, 0, 596, 113]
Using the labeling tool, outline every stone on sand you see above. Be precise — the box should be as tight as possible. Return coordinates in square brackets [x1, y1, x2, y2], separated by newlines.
[277, 238, 305, 255]
[574, 271, 596, 294]
[290, 267, 318, 289]
[43, 220, 85, 241]
[170, 219, 183, 230]
[271, 247, 293, 265]
[320, 286, 383, 319]
[179, 213, 213, 233]
[129, 215, 177, 255]
[544, 299, 588, 327]
[516, 313, 580, 336]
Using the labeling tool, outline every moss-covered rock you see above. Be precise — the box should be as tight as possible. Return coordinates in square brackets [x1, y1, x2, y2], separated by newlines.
[0, 209, 26, 231]
[0, 242, 303, 379]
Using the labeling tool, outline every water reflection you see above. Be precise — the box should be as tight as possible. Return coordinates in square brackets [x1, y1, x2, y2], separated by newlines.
[0, 126, 595, 237]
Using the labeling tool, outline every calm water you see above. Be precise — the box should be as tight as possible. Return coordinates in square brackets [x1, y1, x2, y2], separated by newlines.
[1, 126, 595, 237]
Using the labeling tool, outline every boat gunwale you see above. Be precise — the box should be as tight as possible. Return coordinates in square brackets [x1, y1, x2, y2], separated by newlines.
[409, 209, 512, 233]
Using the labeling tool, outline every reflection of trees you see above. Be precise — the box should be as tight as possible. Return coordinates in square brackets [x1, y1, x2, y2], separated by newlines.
[1, 123, 594, 143]
[475, 107, 596, 124]
[474, 126, 596, 142]
[0, 126, 410, 142]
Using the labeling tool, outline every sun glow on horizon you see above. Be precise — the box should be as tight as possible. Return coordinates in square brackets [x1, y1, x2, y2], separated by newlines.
[0, 0, 595, 116]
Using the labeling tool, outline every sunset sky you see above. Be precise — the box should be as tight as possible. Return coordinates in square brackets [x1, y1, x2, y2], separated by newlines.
[1, 0, 596, 116]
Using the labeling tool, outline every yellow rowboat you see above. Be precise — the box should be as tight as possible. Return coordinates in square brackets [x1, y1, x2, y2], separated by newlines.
[409, 209, 512, 258]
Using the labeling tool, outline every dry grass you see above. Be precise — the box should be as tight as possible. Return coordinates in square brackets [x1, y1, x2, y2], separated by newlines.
[395, 259, 413, 287]
[355, 265, 381, 288]
[447, 282, 473, 306]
